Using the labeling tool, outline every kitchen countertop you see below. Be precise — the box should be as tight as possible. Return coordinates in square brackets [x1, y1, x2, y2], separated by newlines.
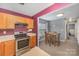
[0, 35, 15, 42]
[0, 33, 36, 42]
[27, 33, 36, 36]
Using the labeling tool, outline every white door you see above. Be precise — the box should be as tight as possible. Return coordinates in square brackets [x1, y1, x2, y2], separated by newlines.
[76, 19, 79, 44]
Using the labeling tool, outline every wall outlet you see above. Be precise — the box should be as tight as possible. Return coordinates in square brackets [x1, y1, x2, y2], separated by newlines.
[3, 31, 7, 34]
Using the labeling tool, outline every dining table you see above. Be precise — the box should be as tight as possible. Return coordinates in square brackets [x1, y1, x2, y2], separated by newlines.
[45, 32, 60, 47]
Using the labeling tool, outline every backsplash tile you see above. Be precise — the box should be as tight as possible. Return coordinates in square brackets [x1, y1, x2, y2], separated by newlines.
[0, 29, 14, 36]
[15, 27, 27, 32]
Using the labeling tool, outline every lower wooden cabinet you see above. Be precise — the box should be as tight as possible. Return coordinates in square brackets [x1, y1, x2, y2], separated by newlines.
[0, 40, 16, 56]
[4, 40, 16, 56]
[0, 42, 4, 56]
[29, 36, 36, 48]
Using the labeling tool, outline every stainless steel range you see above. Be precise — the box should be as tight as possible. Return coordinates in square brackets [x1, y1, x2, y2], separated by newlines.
[14, 31, 30, 56]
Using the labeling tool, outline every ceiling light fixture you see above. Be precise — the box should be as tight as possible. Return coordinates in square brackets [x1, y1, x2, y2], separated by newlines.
[56, 13, 64, 17]
[69, 18, 72, 22]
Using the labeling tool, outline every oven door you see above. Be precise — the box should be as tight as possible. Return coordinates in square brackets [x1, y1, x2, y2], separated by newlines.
[16, 38, 29, 52]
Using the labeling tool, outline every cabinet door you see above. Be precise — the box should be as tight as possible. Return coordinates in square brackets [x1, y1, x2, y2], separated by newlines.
[15, 16, 26, 23]
[25, 18, 34, 29]
[29, 36, 36, 48]
[6, 14, 15, 29]
[0, 13, 6, 29]
[4, 40, 16, 56]
[0, 42, 4, 56]
[15, 16, 34, 29]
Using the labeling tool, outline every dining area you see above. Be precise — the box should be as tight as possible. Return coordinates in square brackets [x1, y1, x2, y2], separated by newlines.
[39, 31, 78, 56]
[38, 14, 78, 55]
[45, 32, 60, 47]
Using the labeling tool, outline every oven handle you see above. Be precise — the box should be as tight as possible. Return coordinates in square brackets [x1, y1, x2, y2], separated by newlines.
[15, 38, 29, 41]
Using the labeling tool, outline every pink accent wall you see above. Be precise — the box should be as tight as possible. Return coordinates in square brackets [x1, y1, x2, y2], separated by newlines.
[0, 28, 28, 36]
[15, 26, 28, 32]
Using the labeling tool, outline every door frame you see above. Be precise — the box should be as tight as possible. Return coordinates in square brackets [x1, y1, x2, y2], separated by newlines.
[37, 17, 40, 47]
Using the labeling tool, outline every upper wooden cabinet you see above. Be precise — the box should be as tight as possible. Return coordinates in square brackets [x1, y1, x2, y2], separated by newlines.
[0, 13, 15, 29]
[0, 13, 7, 29]
[25, 18, 34, 29]
[0, 12, 34, 29]
[6, 14, 16, 29]
[15, 16, 34, 29]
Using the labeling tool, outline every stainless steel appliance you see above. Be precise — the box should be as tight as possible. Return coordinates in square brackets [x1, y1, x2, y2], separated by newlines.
[14, 31, 30, 56]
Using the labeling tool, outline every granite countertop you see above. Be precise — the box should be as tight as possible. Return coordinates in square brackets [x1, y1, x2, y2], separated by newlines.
[27, 33, 36, 36]
[0, 35, 15, 42]
[0, 33, 36, 42]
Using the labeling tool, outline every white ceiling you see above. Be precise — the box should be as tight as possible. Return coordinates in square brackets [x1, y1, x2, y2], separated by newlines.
[0, 3, 53, 16]
[40, 3, 79, 21]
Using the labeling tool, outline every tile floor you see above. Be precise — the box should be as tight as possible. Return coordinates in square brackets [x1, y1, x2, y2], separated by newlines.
[21, 47, 50, 56]
[39, 37, 78, 56]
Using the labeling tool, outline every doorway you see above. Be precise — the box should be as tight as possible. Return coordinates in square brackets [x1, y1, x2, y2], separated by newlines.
[66, 18, 77, 40]
[38, 18, 48, 47]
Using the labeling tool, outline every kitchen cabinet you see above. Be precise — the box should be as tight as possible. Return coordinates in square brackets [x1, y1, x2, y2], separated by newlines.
[4, 40, 16, 56]
[15, 16, 26, 23]
[0, 42, 4, 56]
[6, 14, 15, 29]
[0, 13, 6, 29]
[29, 35, 36, 48]
[15, 16, 34, 29]
[0, 12, 15, 29]
[0, 12, 34, 29]
[0, 40, 16, 56]
[25, 18, 34, 29]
